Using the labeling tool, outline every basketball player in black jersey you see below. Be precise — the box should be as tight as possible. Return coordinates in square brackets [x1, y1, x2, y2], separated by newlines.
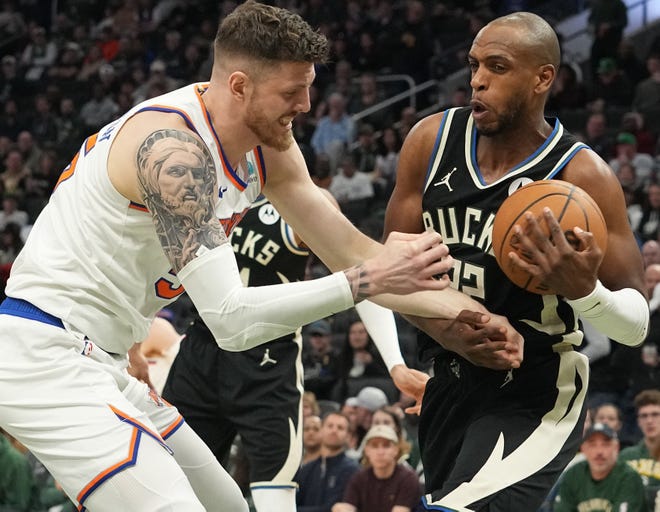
[384, 12, 648, 512]
[162, 192, 428, 512]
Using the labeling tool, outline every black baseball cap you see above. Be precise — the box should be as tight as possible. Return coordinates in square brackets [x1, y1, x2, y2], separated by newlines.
[583, 422, 617, 442]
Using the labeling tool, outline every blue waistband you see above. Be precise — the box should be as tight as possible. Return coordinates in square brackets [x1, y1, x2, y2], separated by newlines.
[0, 297, 65, 329]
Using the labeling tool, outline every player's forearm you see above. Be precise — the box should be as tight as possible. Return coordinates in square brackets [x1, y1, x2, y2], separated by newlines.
[178, 244, 355, 351]
[370, 286, 488, 319]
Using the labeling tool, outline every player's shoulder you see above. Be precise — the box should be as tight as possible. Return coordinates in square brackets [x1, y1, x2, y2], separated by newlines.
[120, 109, 197, 142]
[561, 145, 617, 190]
[406, 111, 445, 141]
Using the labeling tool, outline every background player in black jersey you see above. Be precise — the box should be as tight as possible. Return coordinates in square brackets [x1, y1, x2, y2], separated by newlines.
[162, 191, 429, 512]
[384, 11, 649, 512]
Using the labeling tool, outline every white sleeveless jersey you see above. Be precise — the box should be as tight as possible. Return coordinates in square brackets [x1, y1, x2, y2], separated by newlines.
[6, 83, 265, 353]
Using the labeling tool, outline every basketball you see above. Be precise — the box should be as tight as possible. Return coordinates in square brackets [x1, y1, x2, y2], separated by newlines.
[492, 180, 607, 294]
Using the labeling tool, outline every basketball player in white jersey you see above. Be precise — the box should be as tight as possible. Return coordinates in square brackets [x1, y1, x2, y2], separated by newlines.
[0, 2, 523, 511]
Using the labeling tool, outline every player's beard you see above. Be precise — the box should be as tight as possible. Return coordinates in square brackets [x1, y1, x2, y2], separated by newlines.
[476, 95, 525, 137]
[245, 100, 294, 152]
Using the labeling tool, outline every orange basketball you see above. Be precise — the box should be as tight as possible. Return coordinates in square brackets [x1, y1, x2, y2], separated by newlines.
[492, 180, 607, 294]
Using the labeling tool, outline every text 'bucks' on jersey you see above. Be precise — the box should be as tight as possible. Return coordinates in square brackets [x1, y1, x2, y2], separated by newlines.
[421, 107, 590, 378]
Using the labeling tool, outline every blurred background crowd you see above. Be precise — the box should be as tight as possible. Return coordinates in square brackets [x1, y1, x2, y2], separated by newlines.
[1, 0, 660, 511]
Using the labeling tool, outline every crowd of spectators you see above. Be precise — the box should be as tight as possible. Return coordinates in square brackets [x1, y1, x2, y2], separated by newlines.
[2, 0, 660, 511]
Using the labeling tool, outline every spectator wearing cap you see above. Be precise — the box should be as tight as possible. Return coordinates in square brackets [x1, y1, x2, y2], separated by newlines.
[619, 390, 660, 510]
[554, 423, 646, 512]
[371, 406, 416, 467]
[588, 56, 633, 109]
[620, 112, 656, 156]
[295, 412, 360, 512]
[608, 132, 655, 187]
[303, 319, 341, 400]
[332, 424, 422, 512]
[588, 0, 628, 76]
[349, 386, 389, 455]
[20, 25, 57, 82]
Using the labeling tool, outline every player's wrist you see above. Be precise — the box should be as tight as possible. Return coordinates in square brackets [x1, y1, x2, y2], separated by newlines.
[564, 280, 599, 302]
[344, 263, 376, 302]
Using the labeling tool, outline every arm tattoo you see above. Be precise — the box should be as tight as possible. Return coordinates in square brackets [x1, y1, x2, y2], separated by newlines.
[136, 128, 227, 272]
[344, 265, 371, 302]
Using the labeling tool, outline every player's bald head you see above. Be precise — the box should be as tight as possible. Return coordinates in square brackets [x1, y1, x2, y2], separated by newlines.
[483, 12, 560, 68]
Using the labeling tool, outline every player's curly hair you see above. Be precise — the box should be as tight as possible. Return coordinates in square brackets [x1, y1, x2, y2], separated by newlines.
[214, 0, 328, 65]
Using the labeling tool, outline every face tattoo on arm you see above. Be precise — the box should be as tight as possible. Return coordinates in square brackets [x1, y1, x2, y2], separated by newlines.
[136, 129, 228, 272]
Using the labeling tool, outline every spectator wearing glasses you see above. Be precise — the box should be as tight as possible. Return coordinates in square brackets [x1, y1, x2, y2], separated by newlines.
[619, 389, 660, 511]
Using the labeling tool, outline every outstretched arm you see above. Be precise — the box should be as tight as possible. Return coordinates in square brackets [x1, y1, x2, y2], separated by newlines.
[112, 114, 452, 352]
[262, 141, 494, 320]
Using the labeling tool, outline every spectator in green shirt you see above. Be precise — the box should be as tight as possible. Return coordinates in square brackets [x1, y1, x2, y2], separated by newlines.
[619, 389, 660, 511]
[555, 423, 646, 512]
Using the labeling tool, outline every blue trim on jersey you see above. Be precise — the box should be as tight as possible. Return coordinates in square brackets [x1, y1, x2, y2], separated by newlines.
[256, 145, 267, 183]
[136, 106, 200, 136]
[546, 143, 589, 179]
[514, 117, 560, 170]
[0, 297, 64, 329]
[161, 415, 185, 440]
[202, 105, 248, 189]
[424, 109, 452, 191]
[111, 410, 174, 455]
[470, 127, 482, 185]
[421, 495, 460, 511]
[250, 484, 298, 490]
[77, 431, 143, 507]
[470, 117, 561, 185]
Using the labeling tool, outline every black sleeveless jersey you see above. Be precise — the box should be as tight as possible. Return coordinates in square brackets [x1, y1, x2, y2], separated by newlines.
[420, 107, 590, 367]
[229, 196, 309, 288]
